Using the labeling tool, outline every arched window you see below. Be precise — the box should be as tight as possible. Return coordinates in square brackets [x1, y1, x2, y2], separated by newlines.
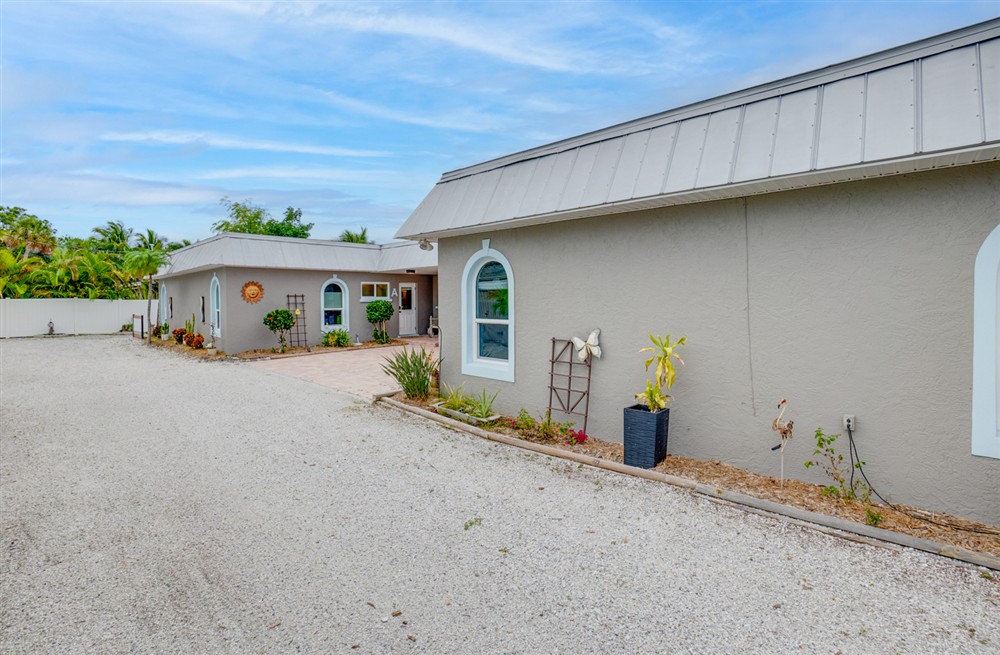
[209, 274, 221, 337]
[461, 239, 514, 382]
[972, 223, 1000, 459]
[321, 275, 350, 332]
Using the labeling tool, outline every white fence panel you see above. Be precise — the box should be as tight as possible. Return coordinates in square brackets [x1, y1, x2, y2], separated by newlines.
[0, 299, 150, 338]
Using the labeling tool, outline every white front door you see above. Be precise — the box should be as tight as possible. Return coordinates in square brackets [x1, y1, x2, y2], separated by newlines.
[399, 283, 417, 335]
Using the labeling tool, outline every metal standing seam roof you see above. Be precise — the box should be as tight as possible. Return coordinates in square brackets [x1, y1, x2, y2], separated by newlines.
[157, 233, 438, 279]
[396, 19, 1000, 241]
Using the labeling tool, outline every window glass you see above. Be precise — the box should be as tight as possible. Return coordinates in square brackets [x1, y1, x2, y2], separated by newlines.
[324, 282, 345, 327]
[400, 287, 413, 311]
[361, 282, 389, 299]
[478, 323, 508, 359]
[476, 262, 508, 319]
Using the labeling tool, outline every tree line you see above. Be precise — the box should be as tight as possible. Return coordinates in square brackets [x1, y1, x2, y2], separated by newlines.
[0, 199, 373, 301]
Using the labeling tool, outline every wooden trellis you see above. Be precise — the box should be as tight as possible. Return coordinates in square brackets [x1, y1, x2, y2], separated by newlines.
[286, 294, 311, 351]
[548, 338, 593, 433]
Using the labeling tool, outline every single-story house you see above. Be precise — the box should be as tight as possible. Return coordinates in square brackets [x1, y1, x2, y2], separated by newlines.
[396, 19, 1000, 523]
[155, 232, 437, 354]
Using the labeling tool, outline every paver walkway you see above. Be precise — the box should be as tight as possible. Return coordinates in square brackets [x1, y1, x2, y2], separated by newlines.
[248, 335, 438, 398]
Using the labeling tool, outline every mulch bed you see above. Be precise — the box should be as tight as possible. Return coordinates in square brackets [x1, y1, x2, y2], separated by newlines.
[234, 339, 409, 360]
[148, 337, 409, 360]
[393, 393, 1000, 559]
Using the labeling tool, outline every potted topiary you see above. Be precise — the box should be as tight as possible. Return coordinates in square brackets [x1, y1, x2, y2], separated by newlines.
[624, 333, 686, 469]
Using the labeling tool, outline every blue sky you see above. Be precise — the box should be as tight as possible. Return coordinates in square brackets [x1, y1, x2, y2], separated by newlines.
[2, 1, 998, 244]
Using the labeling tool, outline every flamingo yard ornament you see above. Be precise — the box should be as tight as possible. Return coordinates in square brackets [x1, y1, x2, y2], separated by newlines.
[771, 399, 794, 489]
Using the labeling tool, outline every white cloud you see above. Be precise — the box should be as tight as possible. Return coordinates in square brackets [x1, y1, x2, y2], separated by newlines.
[197, 166, 398, 186]
[316, 89, 503, 133]
[100, 131, 387, 157]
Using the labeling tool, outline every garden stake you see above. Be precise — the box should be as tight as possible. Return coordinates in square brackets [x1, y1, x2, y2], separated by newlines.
[771, 399, 794, 489]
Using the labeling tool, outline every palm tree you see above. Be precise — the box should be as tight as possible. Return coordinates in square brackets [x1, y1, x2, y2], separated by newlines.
[135, 228, 166, 251]
[77, 251, 120, 299]
[27, 267, 77, 298]
[0, 249, 40, 298]
[91, 221, 134, 265]
[1, 213, 57, 259]
[338, 227, 372, 244]
[124, 249, 171, 343]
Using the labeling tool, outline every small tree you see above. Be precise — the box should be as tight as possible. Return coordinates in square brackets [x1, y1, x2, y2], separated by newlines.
[366, 299, 394, 344]
[263, 309, 296, 352]
[124, 248, 171, 344]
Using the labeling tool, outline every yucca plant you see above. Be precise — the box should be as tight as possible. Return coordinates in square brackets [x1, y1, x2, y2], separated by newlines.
[382, 347, 440, 399]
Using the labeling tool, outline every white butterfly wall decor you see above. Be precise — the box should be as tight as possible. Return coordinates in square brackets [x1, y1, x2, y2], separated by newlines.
[571, 329, 602, 362]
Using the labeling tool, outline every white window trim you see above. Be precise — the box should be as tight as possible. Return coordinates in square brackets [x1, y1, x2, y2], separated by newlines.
[360, 281, 390, 302]
[320, 275, 350, 333]
[972, 223, 1000, 459]
[209, 274, 222, 338]
[461, 239, 514, 382]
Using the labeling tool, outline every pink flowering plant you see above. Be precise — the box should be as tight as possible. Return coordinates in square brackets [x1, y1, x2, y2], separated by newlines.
[496, 409, 588, 446]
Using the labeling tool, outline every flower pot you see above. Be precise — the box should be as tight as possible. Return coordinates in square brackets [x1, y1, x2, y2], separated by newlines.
[623, 404, 669, 469]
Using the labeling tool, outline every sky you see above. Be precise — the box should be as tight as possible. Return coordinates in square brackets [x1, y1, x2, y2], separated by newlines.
[2, 1, 998, 245]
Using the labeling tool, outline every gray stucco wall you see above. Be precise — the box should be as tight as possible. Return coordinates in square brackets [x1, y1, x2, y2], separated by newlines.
[437, 162, 1000, 524]
[162, 268, 434, 355]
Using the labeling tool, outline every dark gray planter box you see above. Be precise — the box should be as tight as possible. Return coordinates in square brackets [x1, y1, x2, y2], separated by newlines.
[623, 404, 669, 468]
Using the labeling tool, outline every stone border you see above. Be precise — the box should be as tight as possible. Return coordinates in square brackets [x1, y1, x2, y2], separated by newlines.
[379, 396, 1000, 572]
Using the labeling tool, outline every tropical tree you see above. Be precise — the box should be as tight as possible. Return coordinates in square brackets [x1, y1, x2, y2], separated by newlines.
[135, 228, 167, 251]
[0, 248, 39, 298]
[91, 220, 134, 267]
[212, 197, 270, 234]
[77, 251, 124, 299]
[267, 207, 313, 238]
[125, 249, 171, 343]
[338, 227, 372, 244]
[212, 198, 312, 239]
[1, 207, 57, 259]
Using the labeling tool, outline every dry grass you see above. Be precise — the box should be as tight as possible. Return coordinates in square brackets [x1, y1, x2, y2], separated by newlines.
[394, 394, 1000, 558]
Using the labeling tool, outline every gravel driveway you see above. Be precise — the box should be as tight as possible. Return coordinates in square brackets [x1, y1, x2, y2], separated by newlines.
[2, 336, 998, 654]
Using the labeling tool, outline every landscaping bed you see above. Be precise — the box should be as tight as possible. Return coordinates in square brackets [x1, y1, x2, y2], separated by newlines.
[392, 393, 1000, 559]
[234, 339, 409, 360]
[148, 336, 409, 360]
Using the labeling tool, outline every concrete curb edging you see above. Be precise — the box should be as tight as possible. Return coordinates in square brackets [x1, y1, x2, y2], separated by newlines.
[378, 396, 1000, 572]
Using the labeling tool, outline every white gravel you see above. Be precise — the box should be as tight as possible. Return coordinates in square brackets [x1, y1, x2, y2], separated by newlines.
[1, 335, 998, 654]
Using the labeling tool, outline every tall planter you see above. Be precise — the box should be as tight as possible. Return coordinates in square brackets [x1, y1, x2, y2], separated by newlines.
[623, 404, 669, 469]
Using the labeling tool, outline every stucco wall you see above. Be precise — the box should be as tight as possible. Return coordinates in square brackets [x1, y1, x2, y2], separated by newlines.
[437, 162, 1000, 524]
[161, 268, 434, 355]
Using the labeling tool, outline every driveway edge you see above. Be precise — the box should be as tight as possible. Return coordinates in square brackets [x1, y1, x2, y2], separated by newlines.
[379, 396, 1000, 572]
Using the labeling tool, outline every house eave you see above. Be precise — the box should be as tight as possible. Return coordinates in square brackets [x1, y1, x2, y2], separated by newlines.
[399, 144, 1000, 241]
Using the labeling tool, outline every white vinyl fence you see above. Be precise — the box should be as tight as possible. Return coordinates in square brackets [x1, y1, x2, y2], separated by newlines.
[0, 299, 151, 338]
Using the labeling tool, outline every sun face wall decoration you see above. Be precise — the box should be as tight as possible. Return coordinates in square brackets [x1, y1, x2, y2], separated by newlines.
[241, 281, 264, 304]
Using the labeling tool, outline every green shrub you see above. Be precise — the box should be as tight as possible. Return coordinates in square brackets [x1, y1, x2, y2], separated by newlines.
[465, 388, 500, 419]
[382, 347, 439, 399]
[366, 299, 394, 344]
[263, 309, 296, 352]
[440, 383, 468, 411]
[322, 329, 351, 347]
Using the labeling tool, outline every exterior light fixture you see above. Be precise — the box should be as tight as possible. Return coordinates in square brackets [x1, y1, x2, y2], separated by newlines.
[418, 239, 434, 251]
